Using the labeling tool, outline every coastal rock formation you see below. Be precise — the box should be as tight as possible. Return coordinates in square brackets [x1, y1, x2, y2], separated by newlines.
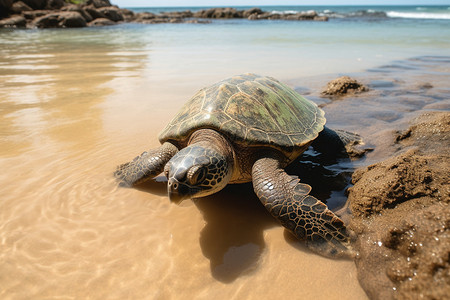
[0, 0, 126, 28]
[348, 112, 450, 299]
[321, 76, 368, 97]
[0, 1, 329, 28]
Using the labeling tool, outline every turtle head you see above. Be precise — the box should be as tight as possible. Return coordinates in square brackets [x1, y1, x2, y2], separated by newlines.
[164, 144, 233, 204]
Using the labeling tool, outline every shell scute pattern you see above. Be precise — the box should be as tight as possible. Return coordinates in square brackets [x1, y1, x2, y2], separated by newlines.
[158, 74, 325, 156]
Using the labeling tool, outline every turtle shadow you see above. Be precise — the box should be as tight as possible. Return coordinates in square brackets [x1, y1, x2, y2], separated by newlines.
[193, 150, 353, 283]
[134, 148, 358, 283]
[194, 183, 277, 283]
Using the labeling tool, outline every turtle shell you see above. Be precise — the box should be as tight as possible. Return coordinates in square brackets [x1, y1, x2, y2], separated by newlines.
[158, 73, 325, 157]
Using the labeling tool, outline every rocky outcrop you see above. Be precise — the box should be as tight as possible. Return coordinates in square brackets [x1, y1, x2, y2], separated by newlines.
[33, 11, 86, 28]
[0, 2, 329, 28]
[0, 0, 127, 28]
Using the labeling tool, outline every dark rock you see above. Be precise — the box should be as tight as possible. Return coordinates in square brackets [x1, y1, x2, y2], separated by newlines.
[61, 4, 92, 22]
[10, 1, 32, 14]
[87, 0, 111, 8]
[21, 0, 46, 10]
[22, 9, 51, 19]
[119, 8, 135, 21]
[45, 0, 66, 10]
[33, 11, 87, 28]
[193, 7, 242, 19]
[88, 17, 114, 26]
[284, 11, 318, 20]
[134, 12, 158, 21]
[321, 76, 368, 97]
[84, 4, 106, 19]
[243, 7, 263, 18]
[0, 0, 13, 10]
[160, 10, 193, 19]
[97, 6, 124, 22]
[0, 14, 26, 27]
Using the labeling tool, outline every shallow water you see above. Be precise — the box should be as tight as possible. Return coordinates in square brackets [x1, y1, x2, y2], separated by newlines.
[0, 18, 449, 299]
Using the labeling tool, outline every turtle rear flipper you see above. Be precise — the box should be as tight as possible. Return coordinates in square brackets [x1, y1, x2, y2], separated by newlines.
[114, 142, 178, 187]
[252, 152, 351, 258]
[312, 126, 369, 159]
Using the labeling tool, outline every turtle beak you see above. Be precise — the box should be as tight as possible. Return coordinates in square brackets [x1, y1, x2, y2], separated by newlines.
[168, 178, 191, 204]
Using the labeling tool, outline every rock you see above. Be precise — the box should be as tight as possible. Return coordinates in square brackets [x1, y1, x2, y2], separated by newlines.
[87, 0, 111, 8]
[0, 14, 26, 27]
[21, 0, 46, 10]
[61, 5, 92, 22]
[160, 10, 193, 19]
[134, 12, 157, 21]
[97, 6, 124, 22]
[45, 0, 66, 10]
[321, 76, 368, 97]
[83, 5, 106, 19]
[0, 0, 13, 10]
[243, 7, 263, 18]
[33, 11, 87, 28]
[119, 8, 135, 21]
[314, 16, 328, 21]
[88, 17, 114, 26]
[10, 1, 32, 14]
[193, 7, 242, 19]
[22, 9, 50, 20]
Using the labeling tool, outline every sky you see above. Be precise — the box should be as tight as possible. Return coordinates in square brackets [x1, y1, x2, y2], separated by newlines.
[111, 0, 450, 7]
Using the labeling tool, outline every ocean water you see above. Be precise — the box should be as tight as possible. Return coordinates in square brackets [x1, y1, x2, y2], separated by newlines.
[0, 5, 449, 299]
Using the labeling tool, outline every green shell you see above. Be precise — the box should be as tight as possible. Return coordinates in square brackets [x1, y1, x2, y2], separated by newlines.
[158, 73, 326, 155]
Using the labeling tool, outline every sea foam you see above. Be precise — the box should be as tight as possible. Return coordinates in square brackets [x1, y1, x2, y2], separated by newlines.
[387, 11, 450, 20]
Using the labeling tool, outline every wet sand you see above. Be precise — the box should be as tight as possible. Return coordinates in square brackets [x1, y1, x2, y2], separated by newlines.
[0, 31, 448, 299]
[0, 35, 366, 299]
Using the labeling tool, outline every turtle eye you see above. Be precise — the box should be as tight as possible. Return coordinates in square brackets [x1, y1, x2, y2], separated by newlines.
[188, 165, 207, 186]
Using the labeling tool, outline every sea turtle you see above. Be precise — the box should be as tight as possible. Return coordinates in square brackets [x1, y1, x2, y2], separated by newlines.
[115, 74, 359, 257]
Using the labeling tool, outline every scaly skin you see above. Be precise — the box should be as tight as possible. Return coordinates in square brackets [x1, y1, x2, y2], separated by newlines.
[114, 142, 178, 186]
[252, 151, 351, 258]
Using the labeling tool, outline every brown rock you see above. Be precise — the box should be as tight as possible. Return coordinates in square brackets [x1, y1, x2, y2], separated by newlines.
[11, 1, 32, 13]
[314, 16, 328, 21]
[33, 11, 87, 28]
[84, 4, 106, 19]
[160, 10, 193, 19]
[88, 17, 114, 26]
[87, 0, 111, 8]
[22, 9, 50, 19]
[321, 76, 368, 97]
[243, 7, 263, 18]
[45, 0, 66, 10]
[134, 12, 157, 21]
[119, 8, 135, 21]
[97, 6, 124, 22]
[193, 7, 242, 19]
[21, 0, 46, 9]
[62, 4, 92, 22]
[0, 14, 26, 27]
[0, 0, 13, 10]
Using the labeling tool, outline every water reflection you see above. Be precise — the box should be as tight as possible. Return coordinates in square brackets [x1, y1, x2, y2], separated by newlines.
[0, 27, 148, 156]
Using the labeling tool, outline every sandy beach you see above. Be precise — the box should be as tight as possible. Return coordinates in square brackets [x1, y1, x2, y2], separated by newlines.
[0, 2, 449, 299]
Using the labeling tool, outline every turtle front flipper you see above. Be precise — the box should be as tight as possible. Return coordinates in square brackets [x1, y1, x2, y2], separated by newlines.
[252, 152, 351, 258]
[114, 142, 178, 187]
